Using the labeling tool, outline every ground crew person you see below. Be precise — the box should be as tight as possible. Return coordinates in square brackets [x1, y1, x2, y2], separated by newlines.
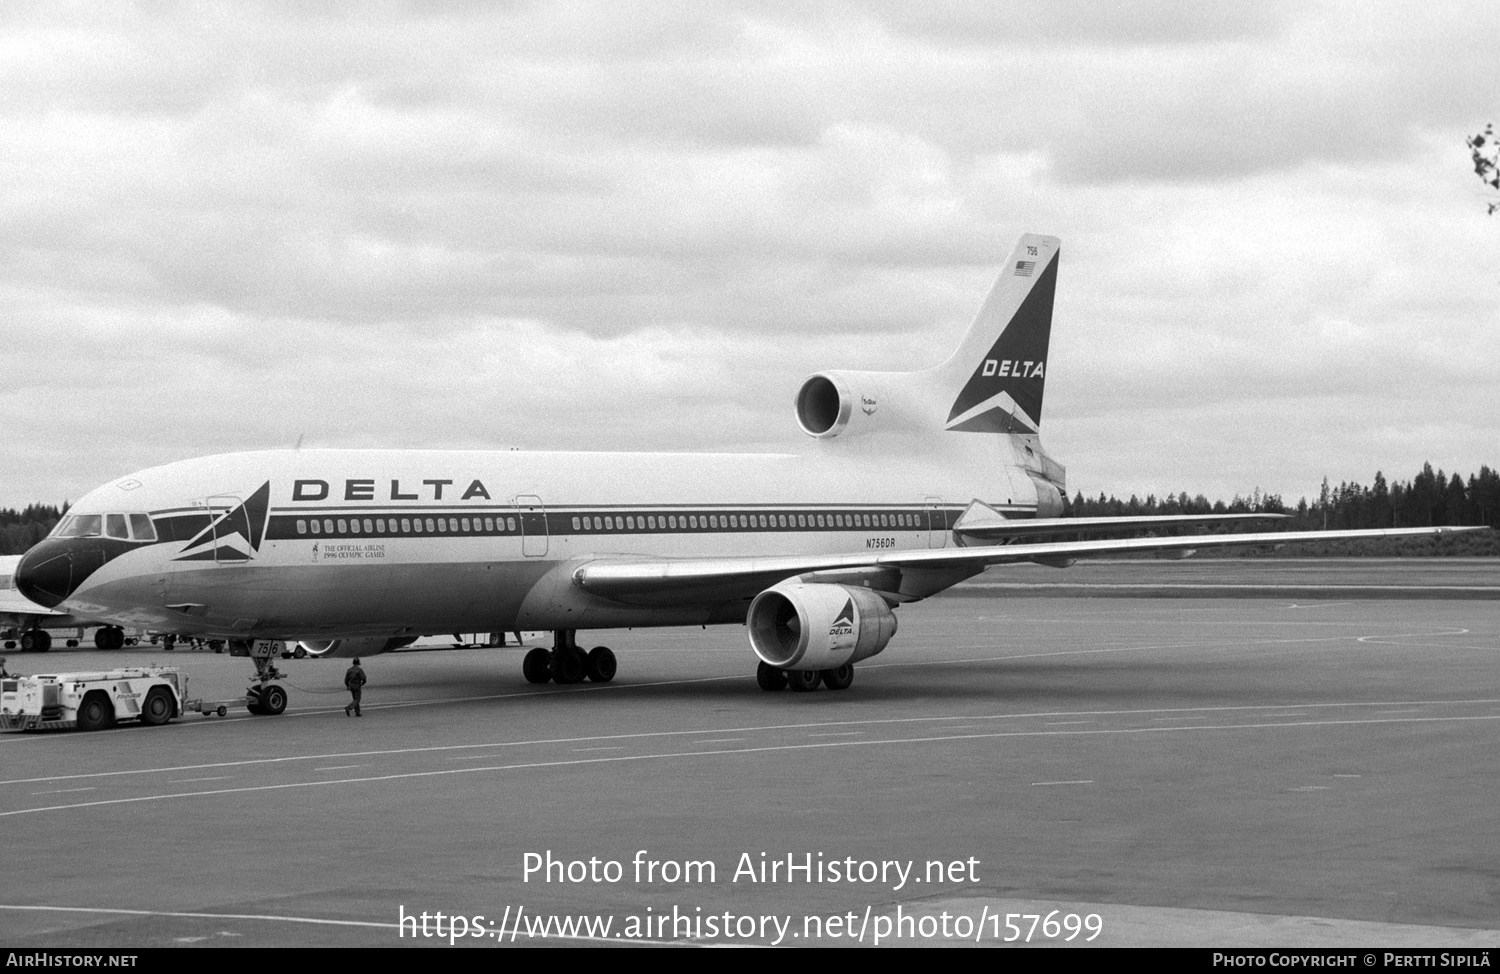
[0, 658, 10, 678]
[344, 657, 366, 716]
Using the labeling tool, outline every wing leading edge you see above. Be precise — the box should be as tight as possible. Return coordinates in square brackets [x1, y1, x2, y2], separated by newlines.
[571, 525, 1487, 606]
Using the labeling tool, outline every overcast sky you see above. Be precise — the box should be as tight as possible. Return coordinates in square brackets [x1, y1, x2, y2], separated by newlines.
[2, 0, 1496, 509]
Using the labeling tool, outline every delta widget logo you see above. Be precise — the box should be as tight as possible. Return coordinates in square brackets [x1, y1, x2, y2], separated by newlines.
[175, 482, 271, 562]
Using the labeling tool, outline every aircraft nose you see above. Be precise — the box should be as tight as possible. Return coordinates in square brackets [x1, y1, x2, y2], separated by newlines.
[15, 541, 77, 608]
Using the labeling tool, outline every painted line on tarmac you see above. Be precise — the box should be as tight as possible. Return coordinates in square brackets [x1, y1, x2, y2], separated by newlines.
[3, 697, 1498, 787]
[5, 712, 1500, 819]
[0, 902, 390, 930]
[0, 672, 755, 748]
[0, 903, 712, 946]
[892, 627, 1475, 668]
[0, 626, 1475, 752]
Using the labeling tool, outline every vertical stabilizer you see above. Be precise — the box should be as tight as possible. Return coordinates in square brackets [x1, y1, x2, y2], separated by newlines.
[939, 234, 1059, 434]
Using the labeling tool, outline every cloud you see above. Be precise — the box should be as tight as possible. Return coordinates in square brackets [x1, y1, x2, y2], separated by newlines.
[0, 1, 1496, 509]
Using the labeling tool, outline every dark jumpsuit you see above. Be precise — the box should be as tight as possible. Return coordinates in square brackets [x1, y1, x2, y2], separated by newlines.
[344, 664, 366, 715]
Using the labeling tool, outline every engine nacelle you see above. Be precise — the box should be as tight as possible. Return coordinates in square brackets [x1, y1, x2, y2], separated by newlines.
[747, 582, 897, 671]
[795, 373, 852, 438]
[297, 636, 415, 658]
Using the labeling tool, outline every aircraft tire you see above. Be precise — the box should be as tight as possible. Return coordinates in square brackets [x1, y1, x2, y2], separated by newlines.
[140, 687, 175, 725]
[786, 669, 822, 693]
[756, 662, 787, 691]
[77, 692, 114, 731]
[820, 664, 854, 691]
[585, 647, 616, 683]
[21, 630, 50, 652]
[260, 684, 288, 716]
[551, 647, 586, 684]
[522, 648, 552, 684]
[245, 686, 266, 715]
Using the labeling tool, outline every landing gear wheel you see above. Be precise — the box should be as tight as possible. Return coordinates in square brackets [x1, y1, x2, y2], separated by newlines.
[20, 630, 50, 652]
[245, 686, 266, 715]
[523, 647, 552, 684]
[550, 647, 586, 684]
[756, 661, 788, 691]
[140, 687, 175, 725]
[94, 627, 125, 650]
[585, 646, 616, 683]
[259, 684, 288, 716]
[77, 692, 114, 731]
[786, 669, 822, 692]
[820, 664, 854, 691]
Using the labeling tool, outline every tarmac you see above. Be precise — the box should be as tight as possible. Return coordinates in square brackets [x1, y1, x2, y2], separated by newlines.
[1, 579, 1498, 948]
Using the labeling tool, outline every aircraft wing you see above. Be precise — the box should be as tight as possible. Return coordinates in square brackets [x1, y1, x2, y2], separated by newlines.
[572, 525, 1487, 606]
[953, 510, 1287, 542]
[0, 589, 75, 628]
[0, 555, 75, 628]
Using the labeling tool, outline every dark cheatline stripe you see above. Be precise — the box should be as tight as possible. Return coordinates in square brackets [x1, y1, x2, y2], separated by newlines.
[254, 505, 1007, 543]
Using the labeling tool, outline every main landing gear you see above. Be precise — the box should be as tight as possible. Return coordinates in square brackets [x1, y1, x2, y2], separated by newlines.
[19, 628, 51, 652]
[94, 626, 128, 650]
[756, 661, 854, 693]
[522, 631, 616, 686]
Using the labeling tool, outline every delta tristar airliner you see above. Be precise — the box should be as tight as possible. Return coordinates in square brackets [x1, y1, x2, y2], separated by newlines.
[14, 234, 1484, 714]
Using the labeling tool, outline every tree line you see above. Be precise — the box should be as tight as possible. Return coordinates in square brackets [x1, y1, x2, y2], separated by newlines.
[1063, 463, 1500, 555]
[0, 504, 66, 556]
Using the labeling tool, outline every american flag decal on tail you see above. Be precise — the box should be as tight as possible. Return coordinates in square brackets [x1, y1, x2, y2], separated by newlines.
[1014, 260, 1035, 276]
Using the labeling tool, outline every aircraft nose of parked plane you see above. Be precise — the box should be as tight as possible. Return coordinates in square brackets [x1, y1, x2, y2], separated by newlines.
[16, 541, 80, 608]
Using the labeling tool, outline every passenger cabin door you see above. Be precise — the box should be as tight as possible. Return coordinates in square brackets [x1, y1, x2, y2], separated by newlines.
[515, 495, 548, 557]
[924, 496, 948, 549]
[206, 494, 245, 565]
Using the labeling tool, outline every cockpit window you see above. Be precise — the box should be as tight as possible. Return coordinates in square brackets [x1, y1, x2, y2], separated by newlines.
[55, 514, 103, 538]
[51, 513, 156, 541]
[129, 513, 157, 541]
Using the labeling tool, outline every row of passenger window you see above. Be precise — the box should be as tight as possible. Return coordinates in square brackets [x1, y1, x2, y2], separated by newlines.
[295, 515, 519, 537]
[570, 511, 924, 532]
[290, 510, 928, 538]
[52, 513, 159, 542]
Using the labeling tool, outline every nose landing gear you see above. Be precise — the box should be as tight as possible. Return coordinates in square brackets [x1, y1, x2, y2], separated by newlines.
[230, 639, 291, 716]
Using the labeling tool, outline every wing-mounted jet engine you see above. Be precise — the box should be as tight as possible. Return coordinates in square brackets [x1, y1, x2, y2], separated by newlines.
[746, 581, 897, 693]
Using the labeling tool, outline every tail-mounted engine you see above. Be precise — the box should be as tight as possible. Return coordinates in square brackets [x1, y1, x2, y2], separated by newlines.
[746, 582, 898, 671]
[297, 636, 416, 658]
[795, 373, 853, 438]
[794, 369, 930, 440]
